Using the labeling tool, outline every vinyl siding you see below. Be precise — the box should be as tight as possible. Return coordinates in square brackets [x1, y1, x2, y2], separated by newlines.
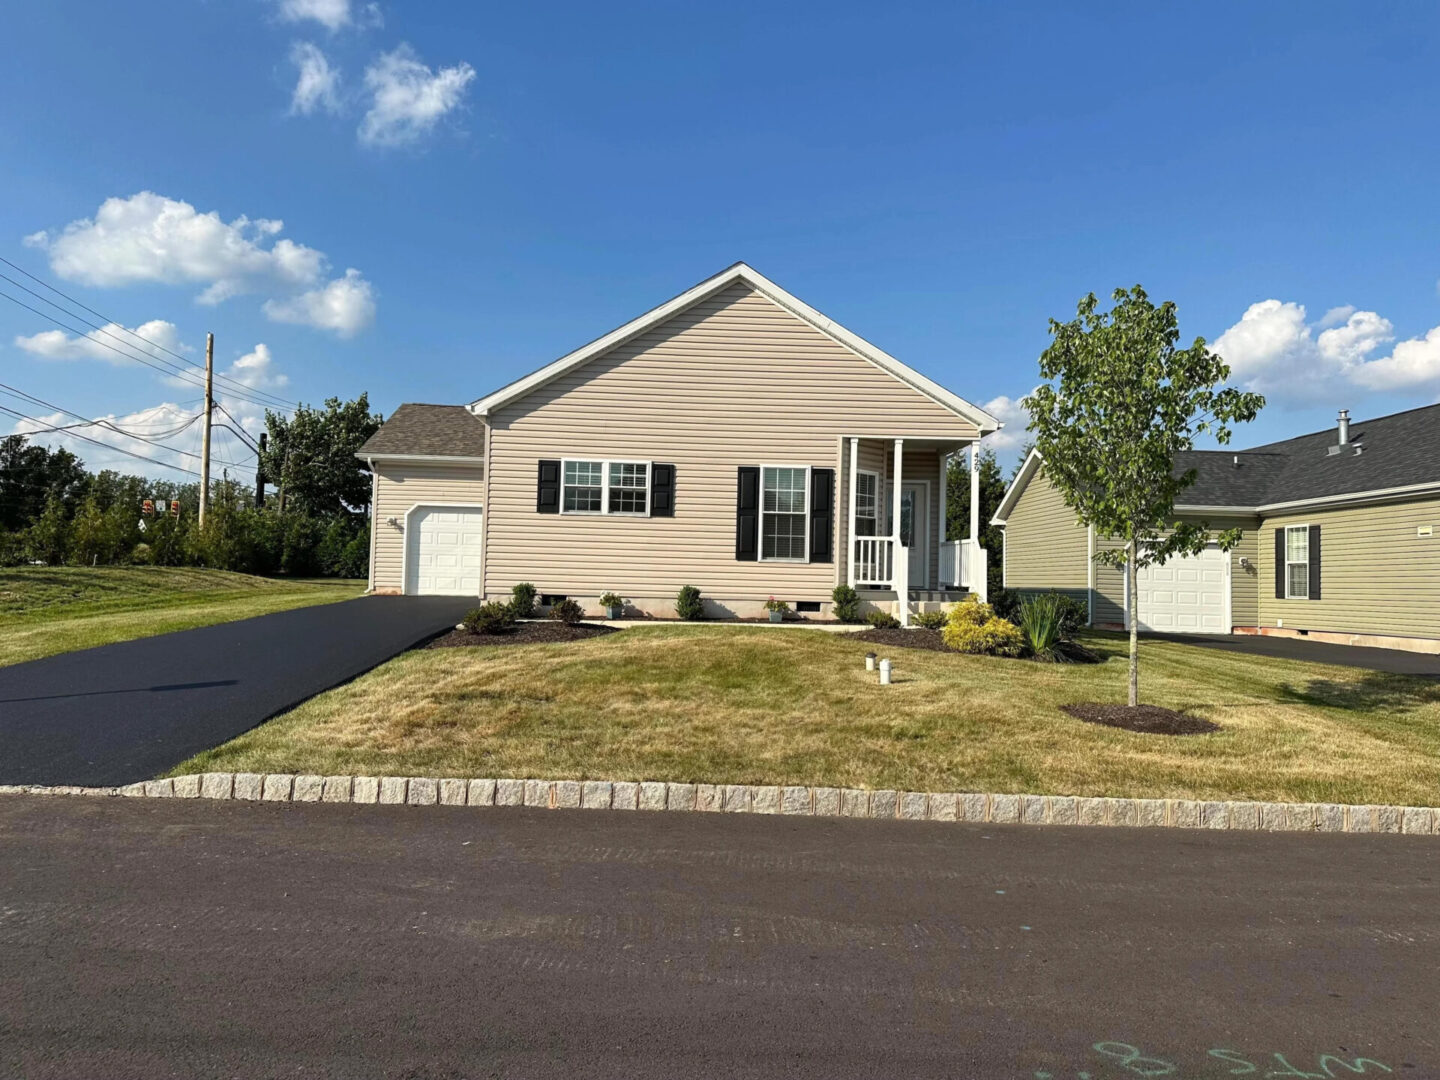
[1093, 514, 1260, 627]
[1002, 467, 1088, 602]
[483, 282, 976, 602]
[371, 461, 486, 593]
[1258, 497, 1440, 640]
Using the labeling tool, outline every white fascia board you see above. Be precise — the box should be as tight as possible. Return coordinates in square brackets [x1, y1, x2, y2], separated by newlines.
[353, 452, 488, 464]
[467, 262, 1001, 433]
[990, 447, 1044, 525]
[1253, 480, 1440, 513]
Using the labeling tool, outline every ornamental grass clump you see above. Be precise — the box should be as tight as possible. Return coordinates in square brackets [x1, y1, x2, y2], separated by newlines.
[1018, 592, 1066, 661]
[941, 596, 1024, 656]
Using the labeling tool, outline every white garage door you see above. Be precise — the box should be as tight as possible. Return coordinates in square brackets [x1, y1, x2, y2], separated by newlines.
[404, 506, 483, 596]
[1135, 544, 1228, 634]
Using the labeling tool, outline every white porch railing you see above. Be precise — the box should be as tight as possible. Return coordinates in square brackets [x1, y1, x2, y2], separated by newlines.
[941, 539, 989, 604]
[853, 536, 894, 587]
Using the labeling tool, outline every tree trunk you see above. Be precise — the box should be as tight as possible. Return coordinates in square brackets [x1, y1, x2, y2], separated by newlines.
[1127, 538, 1139, 707]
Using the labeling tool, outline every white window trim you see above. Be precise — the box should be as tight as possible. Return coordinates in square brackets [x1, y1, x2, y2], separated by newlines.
[854, 469, 880, 537]
[559, 457, 652, 518]
[759, 463, 811, 563]
[1284, 524, 1310, 599]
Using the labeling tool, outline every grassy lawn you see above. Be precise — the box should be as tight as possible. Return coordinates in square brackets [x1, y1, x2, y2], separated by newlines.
[0, 566, 364, 667]
[171, 625, 1440, 805]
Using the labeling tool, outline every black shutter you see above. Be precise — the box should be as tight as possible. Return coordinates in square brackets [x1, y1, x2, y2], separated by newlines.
[537, 459, 560, 513]
[651, 463, 675, 517]
[809, 468, 834, 563]
[1309, 524, 1321, 601]
[1274, 529, 1285, 599]
[735, 466, 760, 561]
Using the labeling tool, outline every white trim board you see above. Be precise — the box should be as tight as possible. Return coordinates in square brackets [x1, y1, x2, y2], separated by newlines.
[468, 263, 1001, 433]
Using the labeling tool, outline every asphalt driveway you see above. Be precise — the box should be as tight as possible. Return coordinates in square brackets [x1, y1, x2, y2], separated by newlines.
[1149, 631, 1440, 675]
[0, 595, 471, 788]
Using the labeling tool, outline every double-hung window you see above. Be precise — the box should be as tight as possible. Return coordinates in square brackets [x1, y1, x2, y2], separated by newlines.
[562, 459, 650, 516]
[1285, 525, 1309, 599]
[854, 471, 879, 537]
[761, 466, 809, 560]
[563, 460, 604, 513]
[607, 461, 649, 515]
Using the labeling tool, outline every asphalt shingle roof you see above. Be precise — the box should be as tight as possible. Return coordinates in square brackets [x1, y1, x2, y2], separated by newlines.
[357, 404, 487, 458]
[1175, 403, 1440, 508]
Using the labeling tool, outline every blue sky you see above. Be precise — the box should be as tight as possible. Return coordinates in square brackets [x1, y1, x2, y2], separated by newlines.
[3, 0, 1439, 479]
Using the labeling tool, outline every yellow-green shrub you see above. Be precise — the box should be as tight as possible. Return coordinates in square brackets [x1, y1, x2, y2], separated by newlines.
[941, 597, 1025, 656]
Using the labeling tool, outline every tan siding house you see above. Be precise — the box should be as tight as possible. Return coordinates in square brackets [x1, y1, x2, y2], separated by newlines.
[358, 264, 1001, 623]
[993, 405, 1440, 653]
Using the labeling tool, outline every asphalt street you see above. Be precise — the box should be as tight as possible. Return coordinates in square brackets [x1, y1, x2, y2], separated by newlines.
[0, 595, 471, 787]
[1, 796, 1434, 1079]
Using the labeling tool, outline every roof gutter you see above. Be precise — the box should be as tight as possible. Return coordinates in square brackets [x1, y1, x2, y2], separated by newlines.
[353, 452, 488, 464]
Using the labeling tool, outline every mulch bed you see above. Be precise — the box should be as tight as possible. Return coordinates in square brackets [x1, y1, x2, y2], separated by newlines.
[851, 627, 951, 652]
[428, 622, 619, 649]
[1061, 703, 1220, 736]
[851, 628, 1102, 664]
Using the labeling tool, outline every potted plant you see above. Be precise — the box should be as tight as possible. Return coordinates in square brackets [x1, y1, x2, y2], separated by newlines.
[764, 596, 790, 623]
[598, 591, 625, 620]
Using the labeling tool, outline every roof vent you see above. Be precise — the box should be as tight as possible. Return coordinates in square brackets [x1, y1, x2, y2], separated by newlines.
[1232, 454, 1239, 468]
[1337, 409, 1351, 447]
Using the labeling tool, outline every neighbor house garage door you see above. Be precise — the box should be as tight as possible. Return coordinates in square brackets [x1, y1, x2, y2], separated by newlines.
[404, 506, 483, 596]
[1134, 544, 1228, 634]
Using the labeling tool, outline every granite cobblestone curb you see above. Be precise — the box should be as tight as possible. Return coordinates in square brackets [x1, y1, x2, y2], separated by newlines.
[2, 777, 1437, 836]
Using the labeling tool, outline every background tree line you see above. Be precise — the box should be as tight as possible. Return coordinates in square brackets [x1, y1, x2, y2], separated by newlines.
[0, 395, 381, 579]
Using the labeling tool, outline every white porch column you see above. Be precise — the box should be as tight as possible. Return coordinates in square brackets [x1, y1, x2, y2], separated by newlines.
[969, 442, 980, 546]
[846, 437, 859, 589]
[937, 450, 948, 582]
[893, 437, 908, 626]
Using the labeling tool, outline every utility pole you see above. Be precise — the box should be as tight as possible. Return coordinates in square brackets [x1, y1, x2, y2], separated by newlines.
[255, 432, 268, 509]
[198, 332, 214, 527]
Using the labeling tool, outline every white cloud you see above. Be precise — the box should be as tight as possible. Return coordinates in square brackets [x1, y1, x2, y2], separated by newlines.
[289, 42, 342, 115]
[1211, 298, 1440, 400]
[27, 192, 377, 333]
[32, 192, 324, 301]
[277, 0, 380, 32]
[978, 394, 1032, 452]
[14, 319, 186, 365]
[359, 44, 475, 147]
[262, 268, 375, 336]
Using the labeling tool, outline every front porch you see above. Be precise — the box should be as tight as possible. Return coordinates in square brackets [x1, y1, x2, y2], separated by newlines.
[842, 436, 989, 625]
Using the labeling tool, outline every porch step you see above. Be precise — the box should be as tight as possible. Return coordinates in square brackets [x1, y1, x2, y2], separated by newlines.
[908, 589, 967, 603]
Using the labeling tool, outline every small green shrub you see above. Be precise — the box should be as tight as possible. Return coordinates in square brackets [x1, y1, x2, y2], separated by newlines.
[866, 611, 901, 630]
[510, 582, 537, 618]
[675, 584, 705, 621]
[1019, 593, 1067, 661]
[462, 601, 517, 635]
[989, 587, 1022, 623]
[947, 596, 995, 629]
[598, 591, 624, 609]
[1048, 592, 1088, 636]
[763, 596, 790, 614]
[831, 585, 861, 623]
[913, 609, 947, 630]
[549, 598, 584, 623]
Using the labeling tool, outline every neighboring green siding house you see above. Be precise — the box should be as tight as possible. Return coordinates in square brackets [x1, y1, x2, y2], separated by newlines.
[992, 404, 1440, 654]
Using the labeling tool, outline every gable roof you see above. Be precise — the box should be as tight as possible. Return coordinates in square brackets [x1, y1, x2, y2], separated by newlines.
[357, 403, 487, 460]
[468, 262, 1000, 433]
[992, 402, 1440, 522]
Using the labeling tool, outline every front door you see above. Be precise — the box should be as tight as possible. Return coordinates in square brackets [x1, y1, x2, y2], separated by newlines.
[900, 483, 928, 589]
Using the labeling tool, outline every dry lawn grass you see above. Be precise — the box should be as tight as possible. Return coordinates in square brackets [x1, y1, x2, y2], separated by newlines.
[173, 625, 1440, 805]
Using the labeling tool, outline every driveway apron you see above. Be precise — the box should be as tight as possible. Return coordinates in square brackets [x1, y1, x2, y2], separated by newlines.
[0, 595, 471, 787]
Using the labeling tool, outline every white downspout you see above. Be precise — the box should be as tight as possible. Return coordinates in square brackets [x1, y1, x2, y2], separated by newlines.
[847, 436, 859, 590]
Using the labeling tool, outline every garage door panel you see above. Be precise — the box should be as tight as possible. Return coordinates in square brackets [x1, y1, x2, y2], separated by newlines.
[1136, 546, 1228, 634]
[405, 506, 483, 596]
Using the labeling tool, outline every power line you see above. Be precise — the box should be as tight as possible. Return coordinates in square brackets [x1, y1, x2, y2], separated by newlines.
[0, 285, 295, 414]
[0, 404, 202, 477]
[0, 255, 298, 409]
[213, 402, 263, 454]
[0, 380, 247, 468]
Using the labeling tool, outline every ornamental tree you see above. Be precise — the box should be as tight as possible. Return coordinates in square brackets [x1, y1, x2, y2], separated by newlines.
[1024, 286, 1264, 706]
